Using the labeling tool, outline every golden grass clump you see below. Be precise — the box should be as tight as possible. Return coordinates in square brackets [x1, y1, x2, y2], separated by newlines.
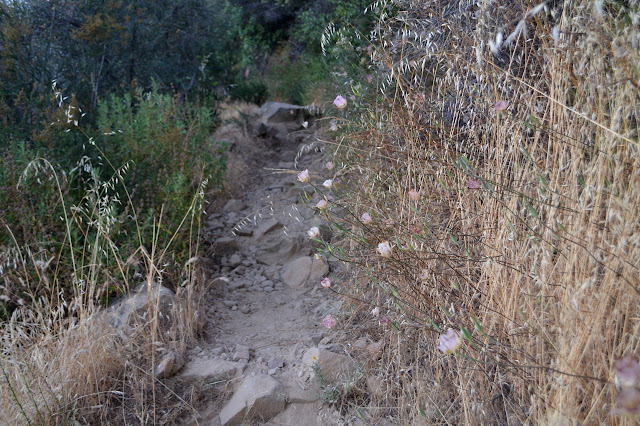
[323, 0, 640, 423]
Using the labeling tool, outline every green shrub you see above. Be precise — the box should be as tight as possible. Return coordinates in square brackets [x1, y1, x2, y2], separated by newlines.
[229, 80, 270, 105]
[0, 86, 226, 318]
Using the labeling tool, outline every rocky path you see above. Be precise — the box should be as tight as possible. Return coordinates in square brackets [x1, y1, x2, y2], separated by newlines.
[179, 103, 353, 425]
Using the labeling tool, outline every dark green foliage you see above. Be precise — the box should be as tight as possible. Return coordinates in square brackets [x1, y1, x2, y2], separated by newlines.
[229, 81, 270, 105]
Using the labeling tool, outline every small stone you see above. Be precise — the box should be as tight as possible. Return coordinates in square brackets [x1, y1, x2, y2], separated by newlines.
[233, 344, 250, 361]
[223, 300, 235, 308]
[229, 254, 242, 267]
[228, 281, 247, 291]
[223, 199, 246, 213]
[212, 346, 225, 356]
[268, 368, 278, 375]
[235, 227, 253, 237]
[267, 357, 285, 369]
[231, 305, 238, 311]
[209, 277, 229, 290]
[155, 351, 184, 379]
[240, 305, 250, 314]
[261, 280, 274, 287]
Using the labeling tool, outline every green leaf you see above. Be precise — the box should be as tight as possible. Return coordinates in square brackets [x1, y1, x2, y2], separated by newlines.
[526, 202, 539, 218]
[461, 326, 472, 341]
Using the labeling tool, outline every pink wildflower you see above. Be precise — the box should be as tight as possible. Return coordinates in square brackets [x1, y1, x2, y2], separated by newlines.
[408, 189, 420, 201]
[297, 169, 310, 183]
[493, 99, 508, 111]
[320, 277, 332, 288]
[377, 241, 392, 258]
[361, 212, 372, 224]
[316, 199, 328, 210]
[468, 179, 481, 189]
[322, 314, 337, 329]
[307, 227, 320, 239]
[437, 328, 462, 354]
[333, 95, 347, 109]
[615, 356, 640, 389]
[614, 388, 640, 416]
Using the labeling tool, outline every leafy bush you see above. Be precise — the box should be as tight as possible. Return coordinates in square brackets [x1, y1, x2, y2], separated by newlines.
[229, 80, 270, 105]
[0, 86, 226, 317]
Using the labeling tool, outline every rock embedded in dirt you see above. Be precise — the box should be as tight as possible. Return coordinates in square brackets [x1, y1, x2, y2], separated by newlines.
[179, 358, 245, 383]
[253, 218, 284, 241]
[267, 401, 336, 426]
[213, 237, 240, 256]
[95, 283, 178, 334]
[218, 374, 287, 426]
[260, 101, 308, 124]
[155, 351, 185, 379]
[267, 357, 285, 369]
[223, 199, 246, 213]
[233, 344, 251, 361]
[302, 347, 358, 384]
[282, 256, 329, 288]
[229, 253, 242, 267]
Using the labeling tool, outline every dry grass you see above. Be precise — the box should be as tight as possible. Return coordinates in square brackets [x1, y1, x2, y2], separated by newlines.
[320, 0, 640, 423]
[0, 158, 209, 423]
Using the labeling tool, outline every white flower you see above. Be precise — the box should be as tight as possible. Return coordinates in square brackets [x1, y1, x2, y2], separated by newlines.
[371, 307, 380, 317]
[316, 199, 328, 210]
[377, 241, 393, 258]
[320, 277, 332, 288]
[325, 161, 335, 170]
[437, 328, 462, 354]
[297, 169, 310, 183]
[323, 179, 333, 189]
[360, 212, 372, 224]
[333, 95, 347, 109]
[307, 227, 320, 239]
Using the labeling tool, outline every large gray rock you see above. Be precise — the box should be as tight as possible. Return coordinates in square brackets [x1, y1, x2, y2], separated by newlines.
[253, 218, 283, 241]
[266, 401, 334, 426]
[260, 102, 307, 124]
[155, 351, 185, 379]
[223, 199, 246, 213]
[302, 347, 358, 384]
[282, 256, 329, 288]
[219, 374, 287, 426]
[179, 358, 246, 383]
[213, 237, 240, 256]
[96, 283, 178, 333]
[257, 235, 307, 266]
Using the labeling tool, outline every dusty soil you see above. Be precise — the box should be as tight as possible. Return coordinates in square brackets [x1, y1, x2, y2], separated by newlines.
[180, 103, 350, 425]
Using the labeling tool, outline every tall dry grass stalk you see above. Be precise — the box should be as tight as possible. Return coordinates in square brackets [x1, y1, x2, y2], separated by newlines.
[326, 0, 639, 423]
[0, 158, 208, 423]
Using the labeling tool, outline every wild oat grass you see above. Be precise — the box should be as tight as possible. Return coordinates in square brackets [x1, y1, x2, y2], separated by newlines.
[0, 114, 211, 422]
[320, 0, 640, 423]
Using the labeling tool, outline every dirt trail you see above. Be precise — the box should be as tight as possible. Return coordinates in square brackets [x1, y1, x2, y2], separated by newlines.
[181, 103, 347, 425]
